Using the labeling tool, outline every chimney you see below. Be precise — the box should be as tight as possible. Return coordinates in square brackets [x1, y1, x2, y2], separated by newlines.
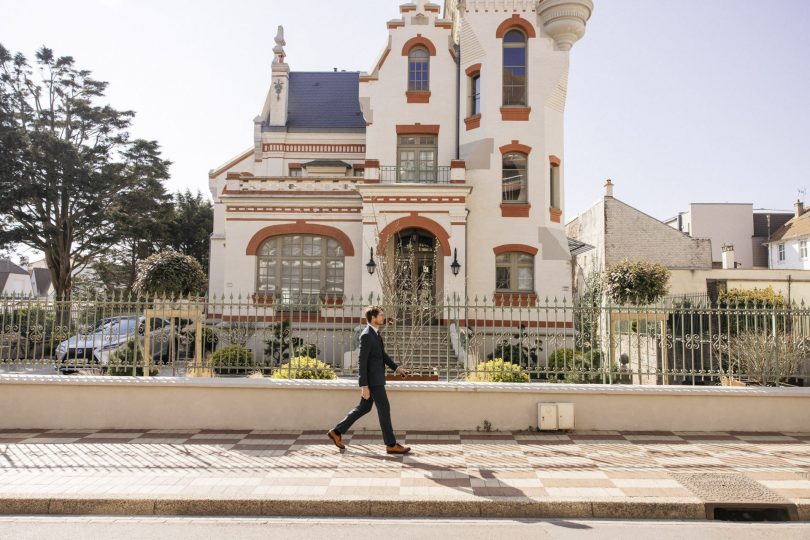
[721, 244, 735, 270]
[795, 199, 804, 219]
[604, 179, 614, 198]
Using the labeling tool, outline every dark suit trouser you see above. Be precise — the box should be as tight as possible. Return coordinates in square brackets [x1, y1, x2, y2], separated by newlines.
[334, 385, 396, 446]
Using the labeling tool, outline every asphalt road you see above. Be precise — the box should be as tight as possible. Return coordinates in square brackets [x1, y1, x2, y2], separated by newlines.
[0, 517, 808, 540]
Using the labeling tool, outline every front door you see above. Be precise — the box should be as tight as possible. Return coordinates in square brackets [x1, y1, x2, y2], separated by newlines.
[394, 230, 437, 323]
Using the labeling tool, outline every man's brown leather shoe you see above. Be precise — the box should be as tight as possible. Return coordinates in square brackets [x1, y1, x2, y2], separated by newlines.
[327, 429, 345, 449]
[385, 443, 411, 455]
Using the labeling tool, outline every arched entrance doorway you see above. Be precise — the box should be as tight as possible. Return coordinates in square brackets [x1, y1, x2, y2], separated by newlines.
[394, 229, 438, 300]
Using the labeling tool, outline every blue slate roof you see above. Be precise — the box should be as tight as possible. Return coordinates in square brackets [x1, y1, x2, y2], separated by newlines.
[277, 72, 366, 131]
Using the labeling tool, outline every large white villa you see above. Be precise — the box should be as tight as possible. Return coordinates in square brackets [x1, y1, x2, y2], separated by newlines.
[208, 0, 593, 310]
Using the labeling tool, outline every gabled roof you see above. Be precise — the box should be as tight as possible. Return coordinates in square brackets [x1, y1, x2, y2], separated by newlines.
[32, 267, 52, 295]
[767, 210, 810, 243]
[271, 72, 366, 131]
[0, 259, 28, 275]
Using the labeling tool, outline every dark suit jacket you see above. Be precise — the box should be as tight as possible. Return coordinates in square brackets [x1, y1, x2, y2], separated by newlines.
[358, 325, 399, 387]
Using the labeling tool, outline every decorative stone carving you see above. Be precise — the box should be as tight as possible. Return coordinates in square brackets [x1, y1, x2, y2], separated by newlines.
[537, 0, 593, 51]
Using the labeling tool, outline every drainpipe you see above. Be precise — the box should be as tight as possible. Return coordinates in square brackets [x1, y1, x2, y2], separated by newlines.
[455, 42, 461, 160]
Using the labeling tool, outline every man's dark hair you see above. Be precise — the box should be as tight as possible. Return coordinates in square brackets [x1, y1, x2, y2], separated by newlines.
[364, 305, 384, 323]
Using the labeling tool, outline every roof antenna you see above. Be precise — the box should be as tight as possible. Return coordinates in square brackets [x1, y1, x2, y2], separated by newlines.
[333, 67, 338, 72]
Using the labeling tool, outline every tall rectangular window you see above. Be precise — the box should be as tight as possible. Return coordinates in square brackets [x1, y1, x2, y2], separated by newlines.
[778, 243, 786, 262]
[471, 74, 481, 116]
[549, 163, 561, 209]
[801, 240, 807, 259]
[502, 152, 528, 203]
[503, 30, 527, 106]
[397, 135, 437, 183]
[408, 47, 430, 91]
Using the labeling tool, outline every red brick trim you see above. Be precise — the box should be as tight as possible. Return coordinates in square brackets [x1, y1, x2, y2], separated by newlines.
[388, 21, 405, 29]
[402, 35, 437, 56]
[549, 208, 562, 223]
[400, 4, 416, 12]
[377, 216, 451, 257]
[493, 292, 538, 307]
[364, 159, 380, 168]
[493, 244, 538, 256]
[396, 124, 440, 135]
[500, 203, 531, 218]
[500, 107, 531, 121]
[287, 163, 302, 170]
[499, 141, 532, 155]
[495, 15, 537, 39]
[245, 222, 355, 256]
[435, 21, 452, 29]
[549, 155, 561, 167]
[465, 63, 482, 77]
[425, 4, 440, 13]
[450, 160, 466, 170]
[352, 164, 365, 171]
[406, 90, 431, 103]
[464, 114, 481, 130]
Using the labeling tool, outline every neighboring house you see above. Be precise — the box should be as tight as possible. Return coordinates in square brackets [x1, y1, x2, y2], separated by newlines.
[0, 259, 34, 296]
[29, 268, 53, 298]
[566, 180, 713, 299]
[208, 0, 594, 306]
[664, 203, 792, 268]
[765, 200, 810, 270]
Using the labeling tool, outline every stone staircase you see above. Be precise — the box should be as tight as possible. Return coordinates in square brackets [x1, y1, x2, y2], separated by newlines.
[381, 325, 466, 380]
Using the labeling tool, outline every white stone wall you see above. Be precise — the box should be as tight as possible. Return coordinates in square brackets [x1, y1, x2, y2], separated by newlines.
[1, 274, 33, 296]
[360, 7, 457, 169]
[457, 6, 573, 302]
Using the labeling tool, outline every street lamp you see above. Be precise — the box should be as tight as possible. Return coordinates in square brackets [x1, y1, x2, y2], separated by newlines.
[451, 248, 461, 276]
[366, 247, 377, 275]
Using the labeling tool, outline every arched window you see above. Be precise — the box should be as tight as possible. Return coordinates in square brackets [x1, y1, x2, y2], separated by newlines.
[257, 235, 345, 303]
[503, 30, 527, 106]
[496, 252, 534, 292]
[502, 152, 528, 202]
[408, 46, 430, 91]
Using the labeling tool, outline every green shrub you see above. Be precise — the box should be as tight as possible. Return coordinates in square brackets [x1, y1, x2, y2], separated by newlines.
[107, 338, 158, 377]
[270, 356, 337, 380]
[209, 344, 253, 375]
[468, 359, 529, 383]
[546, 348, 612, 384]
[603, 260, 670, 306]
[718, 286, 785, 309]
[133, 250, 207, 297]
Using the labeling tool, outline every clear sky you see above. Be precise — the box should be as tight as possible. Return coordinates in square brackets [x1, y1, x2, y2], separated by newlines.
[2, 0, 809, 224]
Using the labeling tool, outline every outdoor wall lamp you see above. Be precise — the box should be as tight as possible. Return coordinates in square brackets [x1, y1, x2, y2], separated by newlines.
[451, 248, 461, 276]
[366, 247, 377, 275]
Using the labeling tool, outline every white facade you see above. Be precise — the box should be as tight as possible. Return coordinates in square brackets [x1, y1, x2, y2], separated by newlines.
[208, 0, 593, 308]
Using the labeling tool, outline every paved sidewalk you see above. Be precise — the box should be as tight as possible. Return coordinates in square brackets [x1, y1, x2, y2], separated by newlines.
[0, 429, 809, 520]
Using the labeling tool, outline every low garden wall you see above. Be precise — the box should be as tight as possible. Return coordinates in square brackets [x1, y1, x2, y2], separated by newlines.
[1, 375, 808, 433]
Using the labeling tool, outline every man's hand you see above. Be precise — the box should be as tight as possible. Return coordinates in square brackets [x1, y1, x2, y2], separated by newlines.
[395, 366, 408, 378]
[361, 386, 370, 400]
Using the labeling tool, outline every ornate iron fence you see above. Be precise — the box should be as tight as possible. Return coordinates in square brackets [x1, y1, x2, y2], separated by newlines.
[1, 292, 808, 386]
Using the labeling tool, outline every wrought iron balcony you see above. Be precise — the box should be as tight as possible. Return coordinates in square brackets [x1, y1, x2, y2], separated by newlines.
[380, 166, 451, 184]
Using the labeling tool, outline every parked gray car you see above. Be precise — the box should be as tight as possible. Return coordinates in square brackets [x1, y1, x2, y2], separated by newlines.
[55, 316, 172, 373]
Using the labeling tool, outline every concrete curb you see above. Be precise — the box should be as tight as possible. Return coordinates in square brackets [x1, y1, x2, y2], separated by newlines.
[0, 497, 721, 520]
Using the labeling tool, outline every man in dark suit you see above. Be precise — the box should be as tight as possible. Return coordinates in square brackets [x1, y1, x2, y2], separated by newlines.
[328, 305, 411, 454]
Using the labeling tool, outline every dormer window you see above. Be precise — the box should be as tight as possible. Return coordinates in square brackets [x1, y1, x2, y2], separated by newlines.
[408, 46, 430, 91]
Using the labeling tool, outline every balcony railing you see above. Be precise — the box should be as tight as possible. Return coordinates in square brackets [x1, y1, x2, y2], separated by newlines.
[380, 166, 451, 184]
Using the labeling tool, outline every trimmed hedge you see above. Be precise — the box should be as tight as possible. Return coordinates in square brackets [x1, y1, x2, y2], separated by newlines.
[468, 359, 529, 383]
[270, 356, 337, 380]
[209, 344, 253, 375]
